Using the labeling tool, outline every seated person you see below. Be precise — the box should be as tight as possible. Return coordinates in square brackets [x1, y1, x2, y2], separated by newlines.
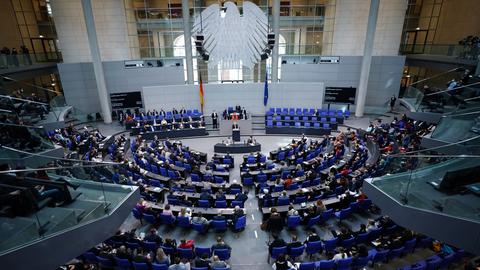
[144, 228, 163, 244]
[272, 254, 296, 270]
[235, 191, 248, 202]
[210, 255, 229, 269]
[194, 253, 211, 268]
[211, 236, 232, 251]
[178, 238, 194, 249]
[191, 212, 210, 226]
[268, 233, 286, 253]
[287, 235, 303, 252]
[304, 228, 321, 244]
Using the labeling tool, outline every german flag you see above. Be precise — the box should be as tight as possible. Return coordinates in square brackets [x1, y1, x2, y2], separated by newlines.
[199, 74, 205, 113]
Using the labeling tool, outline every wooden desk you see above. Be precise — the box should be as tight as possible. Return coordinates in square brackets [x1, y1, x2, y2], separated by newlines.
[145, 201, 244, 216]
[173, 191, 236, 200]
[261, 196, 340, 214]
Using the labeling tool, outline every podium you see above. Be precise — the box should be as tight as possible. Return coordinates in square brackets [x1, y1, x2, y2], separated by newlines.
[232, 128, 240, 142]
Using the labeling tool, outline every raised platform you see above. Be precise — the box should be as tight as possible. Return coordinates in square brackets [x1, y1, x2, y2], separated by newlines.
[214, 143, 261, 154]
[219, 118, 252, 135]
[130, 127, 206, 139]
[265, 127, 331, 136]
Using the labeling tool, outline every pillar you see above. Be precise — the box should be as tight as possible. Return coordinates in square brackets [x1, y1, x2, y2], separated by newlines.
[182, 0, 194, 84]
[355, 0, 380, 118]
[271, 0, 280, 83]
[81, 0, 112, 123]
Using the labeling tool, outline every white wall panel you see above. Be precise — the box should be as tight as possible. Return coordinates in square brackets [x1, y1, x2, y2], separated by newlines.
[142, 82, 325, 114]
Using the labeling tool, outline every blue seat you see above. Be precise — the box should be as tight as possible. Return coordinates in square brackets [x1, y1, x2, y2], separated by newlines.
[403, 238, 417, 254]
[389, 247, 405, 261]
[257, 174, 267, 183]
[96, 256, 113, 268]
[177, 216, 191, 228]
[198, 200, 211, 208]
[411, 261, 427, 270]
[115, 257, 132, 270]
[243, 177, 253, 186]
[440, 253, 455, 269]
[295, 122, 301, 128]
[354, 256, 370, 269]
[195, 246, 212, 257]
[212, 267, 230, 270]
[231, 200, 244, 208]
[305, 240, 322, 257]
[212, 220, 227, 232]
[335, 207, 352, 221]
[192, 222, 207, 234]
[266, 120, 273, 127]
[289, 245, 305, 260]
[161, 246, 175, 255]
[126, 241, 141, 250]
[306, 214, 320, 228]
[341, 237, 355, 249]
[323, 123, 330, 129]
[337, 257, 353, 270]
[133, 262, 149, 270]
[355, 232, 369, 244]
[213, 248, 231, 260]
[294, 195, 307, 204]
[191, 173, 201, 182]
[287, 215, 301, 230]
[270, 246, 287, 261]
[426, 256, 442, 270]
[143, 241, 158, 252]
[318, 259, 335, 270]
[143, 213, 157, 225]
[234, 215, 247, 231]
[299, 262, 315, 270]
[152, 263, 169, 270]
[159, 214, 175, 225]
[277, 197, 290, 206]
[322, 238, 338, 253]
[132, 208, 142, 220]
[214, 200, 228, 208]
[276, 121, 282, 127]
[372, 249, 389, 265]
[177, 247, 195, 259]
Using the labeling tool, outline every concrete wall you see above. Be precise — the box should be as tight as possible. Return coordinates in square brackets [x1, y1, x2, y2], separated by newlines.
[0, 1, 23, 49]
[58, 61, 185, 113]
[141, 82, 325, 115]
[433, 0, 480, 44]
[281, 56, 406, 108]
[332, 0, 407, 56]
[50, 0, 135, 63]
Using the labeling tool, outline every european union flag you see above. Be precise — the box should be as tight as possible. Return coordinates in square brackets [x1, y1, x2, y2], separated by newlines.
[264, 72, 268, 106]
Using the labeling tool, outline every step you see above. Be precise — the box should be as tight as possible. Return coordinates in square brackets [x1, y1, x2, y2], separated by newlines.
[61, 199, 107, 223]
[28, 207, 78, 236]
[0, 217, 39, 252]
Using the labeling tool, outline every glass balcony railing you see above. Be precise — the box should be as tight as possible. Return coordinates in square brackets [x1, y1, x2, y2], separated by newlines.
[371, 152, 480, 223]
[0, 123, 56, 160]
[0, 52, 62, 69]
[0, 160, 137, 255]
[431, 109, 480, 144]
[0, 94, 61, 124]
[400, 44, 480, 60]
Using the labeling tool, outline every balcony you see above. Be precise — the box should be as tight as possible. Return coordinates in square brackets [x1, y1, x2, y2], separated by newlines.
[363, 153, 480, 254]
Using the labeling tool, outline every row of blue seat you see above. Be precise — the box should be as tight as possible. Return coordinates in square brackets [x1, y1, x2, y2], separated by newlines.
[267, 108, 350, 118]
[83, 246, 232, 270]
[132, 209, 246, 233]
[266, 121, 334, 129]
[267, 115, 340, 122]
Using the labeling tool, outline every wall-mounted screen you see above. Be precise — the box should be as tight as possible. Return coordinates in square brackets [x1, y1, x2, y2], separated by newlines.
[110, 91, 143, 109]
[324, 87, 356, 104]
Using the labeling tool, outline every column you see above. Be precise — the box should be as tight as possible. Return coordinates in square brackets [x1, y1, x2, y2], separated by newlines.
[355, 0, 380, 117]
[271, 0, 280, 83]
[81, 0, 112, 123]
[152, 31, 161, 58]
[182, 0, 194, 84]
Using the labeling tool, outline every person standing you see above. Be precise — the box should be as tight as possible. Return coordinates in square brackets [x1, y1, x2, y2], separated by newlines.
[211, 110, 218, 129]
[389, 95, 397, 112]
[11, 48, 19, 66]
[20, 45, 32, 65]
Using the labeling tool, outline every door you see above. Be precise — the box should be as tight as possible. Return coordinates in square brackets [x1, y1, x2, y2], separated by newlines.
[30, 38, 60, 62]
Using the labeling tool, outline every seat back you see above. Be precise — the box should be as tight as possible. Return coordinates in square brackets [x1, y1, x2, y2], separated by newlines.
[271, 246, 288, 259]
[212, 220, 227, 231]
[177, 247, 194, 259]
[177, 216, 191, 228]
[133, 262, 149, 270]
[337, 257, 353, 270]
[213, 248, 231, 260]
[289, 245, 305, 258]
[318, 259, 335, 270]
[299, 262, 315, 270]
[151, 263, 169, 270]
[195, 246, 212, 257]
[234, 215, 247, 231]
[287, 215, 301, 229]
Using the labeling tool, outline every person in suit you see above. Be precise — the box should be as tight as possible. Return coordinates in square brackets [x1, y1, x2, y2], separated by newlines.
[242, 107, 248, 119]
[211, 110, 219, 129]
[287, 235, 303, 252]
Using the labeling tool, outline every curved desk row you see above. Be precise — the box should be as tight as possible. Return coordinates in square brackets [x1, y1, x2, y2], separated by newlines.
[266, 127, 331, 136]
[214, 143, 261, 154]
[131, 127, 207, 139]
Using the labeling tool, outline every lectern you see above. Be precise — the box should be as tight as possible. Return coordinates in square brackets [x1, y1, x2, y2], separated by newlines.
[232, 127, 240, 142]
